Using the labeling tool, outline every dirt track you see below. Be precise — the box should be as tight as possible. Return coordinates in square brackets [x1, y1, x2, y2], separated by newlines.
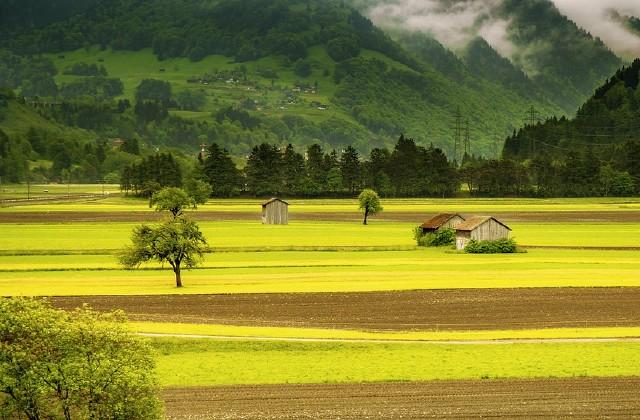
[2, 210, 640, 223]
[51, 287, 640, 331]
[163, 377, 640, 419]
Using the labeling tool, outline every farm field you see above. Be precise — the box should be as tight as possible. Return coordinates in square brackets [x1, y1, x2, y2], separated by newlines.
[152, 339, 640, 386]
[163, 378, 640, 419]
[3, 196, 640, 417]
[1, 221, 640, 252]
[51, 288, 640, 331]
[2, 248, 640, 296]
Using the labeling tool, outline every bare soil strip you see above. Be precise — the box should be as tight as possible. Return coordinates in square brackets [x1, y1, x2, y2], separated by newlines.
[163, 377, 640, 419]
[51, 287, 640, 331]
[2, 210, 640, 223]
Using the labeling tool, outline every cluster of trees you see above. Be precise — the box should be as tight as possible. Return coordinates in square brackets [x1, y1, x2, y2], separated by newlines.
[120, 153, 182, 196]
[460, 150, 638, 197]
[1, 0, 416, 71]
[62, 61, 108, 76]
[0, 298, 162, 419]
[497, 59, 640, 196]
[197, 135, 458, 197]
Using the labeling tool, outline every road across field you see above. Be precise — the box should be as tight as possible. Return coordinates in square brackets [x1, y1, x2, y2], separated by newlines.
[51, 287, 640, 331]
[162, 377, 640, 419]
[2, 210, 640, 222]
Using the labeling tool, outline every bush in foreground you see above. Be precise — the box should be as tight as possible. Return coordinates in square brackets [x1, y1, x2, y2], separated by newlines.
[464, 238, 518, 254]
[0, 298, 162, 419]
[413, 227, 455, 247]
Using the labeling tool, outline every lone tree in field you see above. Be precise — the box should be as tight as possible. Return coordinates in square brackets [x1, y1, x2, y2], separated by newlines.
[0, 298, 162, 419]
[358, 189, 382, 225]
[119, 217, 207, 287]
[150, 187, 195, 218]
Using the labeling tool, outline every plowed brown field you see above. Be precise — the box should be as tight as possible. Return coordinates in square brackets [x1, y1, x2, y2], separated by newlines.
[162, 377, 640, 419]
[51, 287, 640, 331]
[2, 210, 639, 223]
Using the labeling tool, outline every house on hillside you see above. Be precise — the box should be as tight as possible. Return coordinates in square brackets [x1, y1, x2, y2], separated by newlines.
[420, 213, 465, 235]
[455, 216, 511, 250]
[262, 198, 289, 225]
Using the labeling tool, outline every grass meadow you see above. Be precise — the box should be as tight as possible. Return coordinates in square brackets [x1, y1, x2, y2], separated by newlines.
[3, 196, 640, 388]
[152, 338, 640, 387]
[2, 248, 639, 295]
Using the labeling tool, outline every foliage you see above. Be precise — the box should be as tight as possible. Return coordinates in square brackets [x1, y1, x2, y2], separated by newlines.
[183, 178, 212, 205]
[135, 79, 172, 105]
[413, 227, 455, 247]
[0, 297, 162, 419]
[358, 188, 382, 225]
[175, 89, 207, 111]
[62, 61, 107, 76]
[121, 153, 182, 196]
[150, 187, 194, 217]
[59, 77, 124, 99]
[201, 143, 243, 197]
[464, 238, 518, 254]
[119, 217, 208, 287]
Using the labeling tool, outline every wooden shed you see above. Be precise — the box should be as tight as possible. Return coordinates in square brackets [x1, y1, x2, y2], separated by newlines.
[420, 213, 465, 235]
[262, 198, 289, 225]
[455, 216, 511, 250]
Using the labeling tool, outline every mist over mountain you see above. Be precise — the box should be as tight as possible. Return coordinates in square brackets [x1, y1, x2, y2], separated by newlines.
[352, 0, 627, 112]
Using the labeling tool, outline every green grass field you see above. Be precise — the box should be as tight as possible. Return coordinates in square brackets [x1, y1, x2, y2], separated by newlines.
[152, 338, 640, 386]
[2, 248, 639, 296]
[3, 196, 640, 213]
[133, 322, 640, 341]
[1, 220, 639, 253]
[0, 183, 120, 199]
[4, 196, 640, 390]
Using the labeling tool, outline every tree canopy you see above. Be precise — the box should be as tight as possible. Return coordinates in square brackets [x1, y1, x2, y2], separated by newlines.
[358, 188, 382, 225]
[0, 298, 162, 419]
[119, 217, 207, 287]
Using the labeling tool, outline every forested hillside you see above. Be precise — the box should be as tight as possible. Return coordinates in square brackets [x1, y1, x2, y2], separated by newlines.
[0, 0, 576, 182]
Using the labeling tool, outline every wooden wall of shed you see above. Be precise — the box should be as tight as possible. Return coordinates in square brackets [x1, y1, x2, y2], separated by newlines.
[443, 215, 465, 229]
[262, 201, 288, 225]
[470, 219, 510, 241]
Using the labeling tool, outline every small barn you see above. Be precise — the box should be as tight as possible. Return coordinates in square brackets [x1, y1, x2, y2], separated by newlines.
[262, 198, 289, 225]
[455, 216, 511, 250]
[420, 213, 465, 235]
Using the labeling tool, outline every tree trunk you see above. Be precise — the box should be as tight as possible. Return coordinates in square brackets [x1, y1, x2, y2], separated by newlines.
[363, 208, 369, 225]
[174, 265, 183, 288]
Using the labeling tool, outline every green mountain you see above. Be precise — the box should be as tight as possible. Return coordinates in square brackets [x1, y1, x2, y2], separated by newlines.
[0, 0, 631, 185]
[0, 1, 560, 154]
[500, 59, 640, 197]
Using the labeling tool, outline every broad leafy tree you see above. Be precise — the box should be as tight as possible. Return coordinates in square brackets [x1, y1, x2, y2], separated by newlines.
[0, 298, 162, 419]
[358, 188, 382, 225]
[119, 217, 207, 288]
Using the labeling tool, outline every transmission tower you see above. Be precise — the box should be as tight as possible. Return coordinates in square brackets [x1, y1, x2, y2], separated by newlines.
[464, 119, 471, 157]
[452, 107, 463, 163]
[523, 106, 542, 158]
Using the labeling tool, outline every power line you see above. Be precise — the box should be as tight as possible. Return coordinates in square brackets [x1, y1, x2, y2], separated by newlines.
[452, 107, 463, 163]
[464, 119, 471, 157]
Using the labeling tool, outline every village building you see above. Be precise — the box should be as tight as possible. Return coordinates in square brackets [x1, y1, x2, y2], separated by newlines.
[455, 216, 511, 250]
[262, 198, 289, 225]
[420, 213, 465, 235]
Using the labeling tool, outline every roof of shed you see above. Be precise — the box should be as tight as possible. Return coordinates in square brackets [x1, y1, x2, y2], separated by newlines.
[262, 197, 289, 207]
[420, 213, 464, 229]
[456, 216, 511, 232]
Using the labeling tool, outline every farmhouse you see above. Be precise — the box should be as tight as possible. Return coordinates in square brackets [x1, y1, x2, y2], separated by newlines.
[262, 198, 289, 225]
[420, 213, 465, 235]
[455, 216, 511, 250]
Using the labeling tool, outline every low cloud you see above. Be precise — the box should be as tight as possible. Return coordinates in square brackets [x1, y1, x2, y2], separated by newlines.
[368, 0, 515, 57]
[551, 0, 640, 58]
[365, 0, 640, 60]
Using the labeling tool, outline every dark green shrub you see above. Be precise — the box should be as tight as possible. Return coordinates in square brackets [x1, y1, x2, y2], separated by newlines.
[464, 238, 517, 254]
[413, 227, 455, 247]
